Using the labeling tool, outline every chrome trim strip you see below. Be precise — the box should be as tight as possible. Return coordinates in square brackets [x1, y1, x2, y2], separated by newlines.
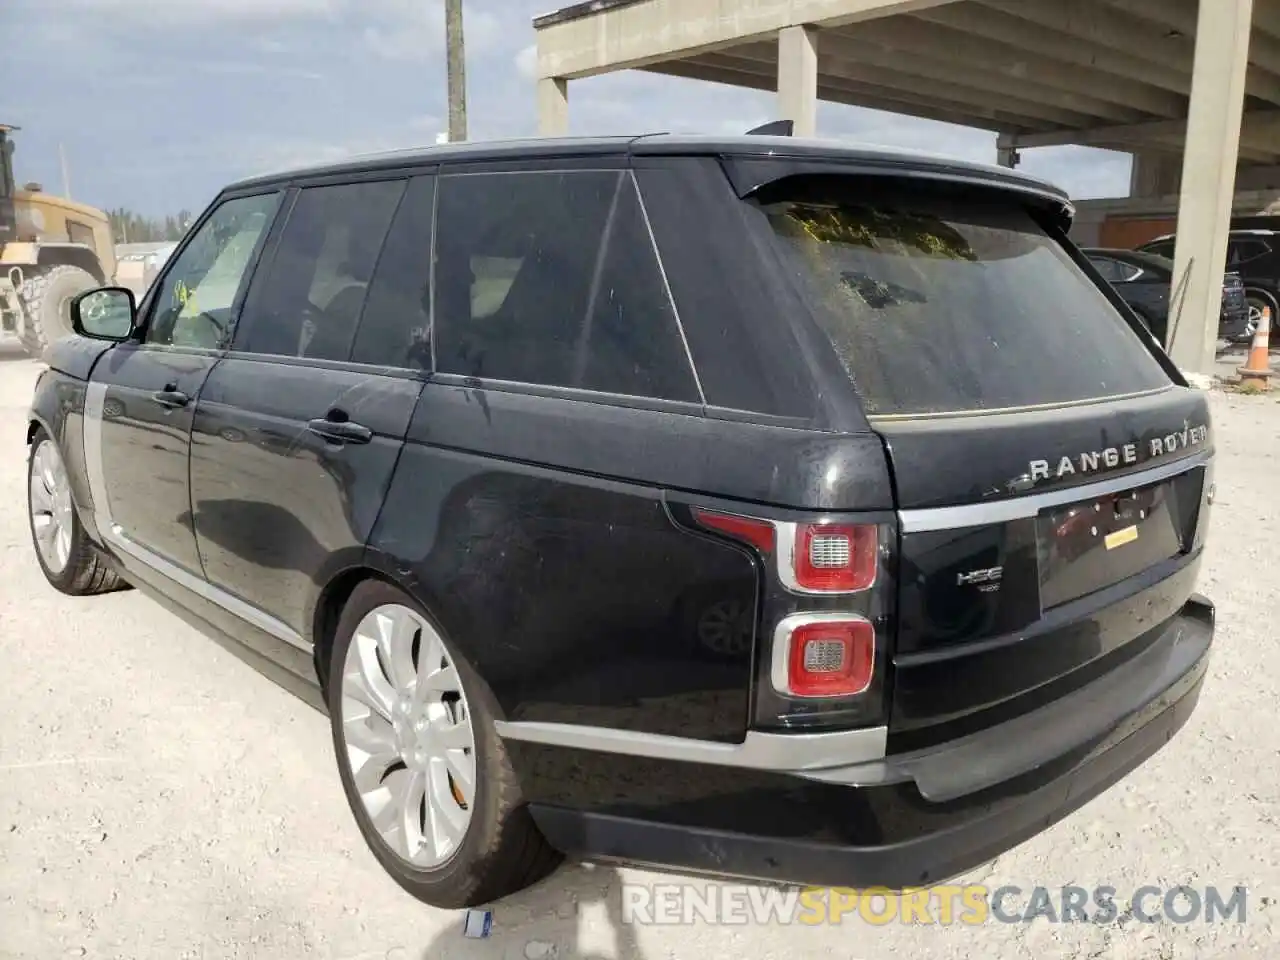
[770, 611, 873, 698]
[82, 382, 308, 652]
[899, 451, 1213, 533]
[82, 382, 115, 532]
[494, 720, 887, 770]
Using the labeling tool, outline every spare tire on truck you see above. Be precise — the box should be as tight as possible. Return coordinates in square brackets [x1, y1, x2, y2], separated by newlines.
[17, 264, 98, 358]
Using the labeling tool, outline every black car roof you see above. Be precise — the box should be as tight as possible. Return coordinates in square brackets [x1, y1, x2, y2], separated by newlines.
[224, 132, 1070, 207]
[1083, 247, 1173, 272]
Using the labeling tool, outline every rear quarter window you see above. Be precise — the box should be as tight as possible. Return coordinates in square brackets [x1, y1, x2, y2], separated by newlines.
[757, 180, 1172, 418]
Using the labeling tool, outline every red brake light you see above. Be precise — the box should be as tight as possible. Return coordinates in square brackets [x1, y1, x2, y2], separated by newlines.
[691, 508, 776, 554]
[787, 522, 878, 593]
[772, 614, 874, 698]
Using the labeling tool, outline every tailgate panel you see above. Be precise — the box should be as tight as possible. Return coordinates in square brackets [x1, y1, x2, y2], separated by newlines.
[878, 388, 1214, 752]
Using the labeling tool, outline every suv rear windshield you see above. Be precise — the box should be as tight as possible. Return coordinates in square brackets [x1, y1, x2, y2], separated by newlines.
[755, 178, 1171, 418]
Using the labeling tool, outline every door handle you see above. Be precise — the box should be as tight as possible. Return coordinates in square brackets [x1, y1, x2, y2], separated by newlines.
[151, 387, 189, 409]
[306, 417, 373, 445]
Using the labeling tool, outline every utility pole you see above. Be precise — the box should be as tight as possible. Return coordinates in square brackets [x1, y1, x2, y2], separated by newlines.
[445, 0, 467, 142]
[59, 142, 72, 200]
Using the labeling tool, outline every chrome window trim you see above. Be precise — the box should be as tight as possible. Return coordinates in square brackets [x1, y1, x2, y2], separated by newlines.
[83, 382, 309, 652]
[494, 719, 887, 770]
[770, 611, 874, 698]
[899, 450, 1212, 534]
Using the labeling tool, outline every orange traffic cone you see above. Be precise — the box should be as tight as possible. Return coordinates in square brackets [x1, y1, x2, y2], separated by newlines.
[1238, 305, 1273, 389]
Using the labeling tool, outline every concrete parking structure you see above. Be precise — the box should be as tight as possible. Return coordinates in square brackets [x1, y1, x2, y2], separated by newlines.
[532, 0, 1279, 380]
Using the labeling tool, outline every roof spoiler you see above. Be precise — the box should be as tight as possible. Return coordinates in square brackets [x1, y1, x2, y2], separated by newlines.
[745, 120, 794, 136]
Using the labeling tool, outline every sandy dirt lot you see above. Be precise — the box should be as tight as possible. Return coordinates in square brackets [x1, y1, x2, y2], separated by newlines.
[0, 343, 1277, 959]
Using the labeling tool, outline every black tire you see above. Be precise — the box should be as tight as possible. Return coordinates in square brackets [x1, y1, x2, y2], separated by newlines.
[17, 265, 98, 359]
[327, 579, 562, 908]
[1246, 288, 1279, 332]
[27, 428, 128, 596]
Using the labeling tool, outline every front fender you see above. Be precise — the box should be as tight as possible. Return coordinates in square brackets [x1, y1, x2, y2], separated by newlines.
[46, 334, 117, 382]
[28, 366, 102, 545]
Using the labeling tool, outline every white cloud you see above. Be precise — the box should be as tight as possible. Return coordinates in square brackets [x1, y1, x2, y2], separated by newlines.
[190, 60, 324, 81]
[360, 0, 504, 60]
[515, 44, 538, 80]
[57, 0, 340, 22]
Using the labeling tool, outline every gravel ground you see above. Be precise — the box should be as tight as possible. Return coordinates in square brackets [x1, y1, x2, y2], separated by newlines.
[0, 344, 1277, 959]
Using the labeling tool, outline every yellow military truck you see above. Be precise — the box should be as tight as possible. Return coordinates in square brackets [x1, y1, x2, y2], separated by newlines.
[1, 124, 116, 357]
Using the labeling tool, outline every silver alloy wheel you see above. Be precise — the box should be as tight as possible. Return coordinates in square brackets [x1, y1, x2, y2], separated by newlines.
[29, 439, 74, 574]
[340, 603, 476, 868]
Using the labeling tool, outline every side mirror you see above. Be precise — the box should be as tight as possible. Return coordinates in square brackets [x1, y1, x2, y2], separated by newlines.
[71, 287, 137, 342]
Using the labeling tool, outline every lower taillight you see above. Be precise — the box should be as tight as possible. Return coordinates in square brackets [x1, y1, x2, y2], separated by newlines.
[771, 613, 875, 698]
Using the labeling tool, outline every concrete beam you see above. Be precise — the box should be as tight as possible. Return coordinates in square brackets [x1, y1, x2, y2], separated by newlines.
[722, 44, 1113, 127]
[537, 77, 569, 136]
[1100, 0, 1280, 85]
[777, 25, 819, 136]
[533, 0, 952, 80]
[1253, 0, 1280, 39]
[654, 55, 1051, 130]
[1002, 110, 1280, 153]
[830, 15, 1185, 117]
[1167, 0, 1254, 376]
[979, 0, 1280, 104]
[916, 4, 1190, 96]
[813, 29, 1157, 122]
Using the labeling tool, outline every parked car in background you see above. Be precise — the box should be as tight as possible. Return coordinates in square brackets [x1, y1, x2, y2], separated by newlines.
[1083, 247, 1253, 345]
[1137, 229, 1280, 333]
[142, 241, 178, 291]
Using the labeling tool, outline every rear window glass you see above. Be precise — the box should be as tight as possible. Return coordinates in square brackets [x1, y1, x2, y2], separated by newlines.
[757, 181, 1171, 417]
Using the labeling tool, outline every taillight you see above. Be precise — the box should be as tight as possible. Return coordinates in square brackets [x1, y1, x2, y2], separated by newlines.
[771, 613, 875, 698]
[690, 508, 775, 554]
[784, 522, 877, 593]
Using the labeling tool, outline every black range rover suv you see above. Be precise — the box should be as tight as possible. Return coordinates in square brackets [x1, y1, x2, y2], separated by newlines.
[26, 133, 1215, 908]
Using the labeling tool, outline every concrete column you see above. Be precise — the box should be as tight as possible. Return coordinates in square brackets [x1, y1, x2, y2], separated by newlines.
[777, 25, 818, 137]
[537, 77, 569, 136]
[996, 146, 1020, 169]
[1167, 0, 1254, 377]
[1129, 153, 1182, 199]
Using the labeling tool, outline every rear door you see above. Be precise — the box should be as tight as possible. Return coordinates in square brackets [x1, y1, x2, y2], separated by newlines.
[188, 175, 422, 641]
[750, 177, 1212, 749]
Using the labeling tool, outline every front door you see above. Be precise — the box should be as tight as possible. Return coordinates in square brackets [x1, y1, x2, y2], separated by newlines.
[188, 176, 420, 637]
[84, 190, 283, 573]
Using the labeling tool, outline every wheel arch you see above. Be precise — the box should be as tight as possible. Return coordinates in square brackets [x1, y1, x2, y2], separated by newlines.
[1245, 285, 1280, 310]
[36, 245, 105, 284]
[309, 557, 449, 703]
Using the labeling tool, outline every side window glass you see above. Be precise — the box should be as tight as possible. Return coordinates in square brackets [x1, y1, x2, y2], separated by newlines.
[350, 176, 435, 369]
[236, 179, 405, 360]
[145, 192, 281, 349]
[1088, 257, 1119, 282]
[433, 169, 700, 402]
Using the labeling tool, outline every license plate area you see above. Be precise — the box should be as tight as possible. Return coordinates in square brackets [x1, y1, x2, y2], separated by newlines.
[1036, 470, 1202, 610]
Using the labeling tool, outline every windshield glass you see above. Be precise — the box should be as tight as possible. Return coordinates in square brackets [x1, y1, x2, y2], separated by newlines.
[757, 180, 1171, 418]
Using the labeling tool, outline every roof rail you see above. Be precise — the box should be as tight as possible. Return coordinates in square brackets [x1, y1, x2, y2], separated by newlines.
[746, 120, 794, 136]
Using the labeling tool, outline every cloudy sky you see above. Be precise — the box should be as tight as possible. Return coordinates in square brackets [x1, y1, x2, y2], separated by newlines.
[3, 0, 1134, 217]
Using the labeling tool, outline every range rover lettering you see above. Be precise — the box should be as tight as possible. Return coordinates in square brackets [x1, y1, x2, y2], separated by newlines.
[25, 132, 1215, 908]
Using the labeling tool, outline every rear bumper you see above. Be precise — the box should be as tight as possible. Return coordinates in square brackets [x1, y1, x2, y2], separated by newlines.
[521, 595, 1213, 889]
